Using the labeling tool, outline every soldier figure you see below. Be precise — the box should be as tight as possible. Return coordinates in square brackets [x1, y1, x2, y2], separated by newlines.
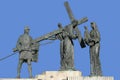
[84, 22, 102, 76]
[13, 27, 39, 78]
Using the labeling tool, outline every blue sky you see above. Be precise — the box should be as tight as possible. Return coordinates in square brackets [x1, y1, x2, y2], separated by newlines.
[0, 0, 119, 79]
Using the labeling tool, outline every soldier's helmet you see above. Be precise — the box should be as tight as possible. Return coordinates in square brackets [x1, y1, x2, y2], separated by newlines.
[24, 26, 30, 30]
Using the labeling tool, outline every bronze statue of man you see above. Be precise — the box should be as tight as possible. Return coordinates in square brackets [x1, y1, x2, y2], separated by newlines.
[84, 22, 102, 76]
[13, 27, 39, 78]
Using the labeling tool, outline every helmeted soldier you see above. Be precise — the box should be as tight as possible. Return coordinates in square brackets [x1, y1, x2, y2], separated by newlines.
[13, 26, 39, 78]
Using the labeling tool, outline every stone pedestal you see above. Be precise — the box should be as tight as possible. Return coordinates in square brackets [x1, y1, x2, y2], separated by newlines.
[35, 71, 82, 80]
[0, 71, 114, 80]
[35, 71, 114, 80]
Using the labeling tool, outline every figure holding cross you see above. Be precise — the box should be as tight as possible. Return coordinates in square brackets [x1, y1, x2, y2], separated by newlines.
[48, 1, 88, 70]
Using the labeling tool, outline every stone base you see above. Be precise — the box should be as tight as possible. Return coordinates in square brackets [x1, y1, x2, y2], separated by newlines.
[35, 71, 114, 80]
[0, 71, 114, 80]
[35, 71, 82, 80]
[83, 77, 114, 80]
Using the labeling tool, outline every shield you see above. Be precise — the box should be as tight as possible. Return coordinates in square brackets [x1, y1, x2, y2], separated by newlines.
[31, 42, 40, 62]
[32, 51, 39, 62]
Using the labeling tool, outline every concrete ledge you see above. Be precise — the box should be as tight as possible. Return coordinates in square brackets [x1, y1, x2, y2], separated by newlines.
[35, 71, 82, 80]
[0, 79, 35, 80]
[83, 76, 114, 80]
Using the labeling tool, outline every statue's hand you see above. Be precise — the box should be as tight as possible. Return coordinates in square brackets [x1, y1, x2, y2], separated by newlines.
[13, 48, 18, 52]
[89, 40, 95, 46]
[89, 42, 94, 46]
[75, 34, 78, 38]
[56, 33, 63, 40]
[72, 20, 78, 27]
[70, 33, 78, 39]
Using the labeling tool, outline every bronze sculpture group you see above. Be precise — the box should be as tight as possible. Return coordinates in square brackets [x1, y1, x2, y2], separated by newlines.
[12, 1, 102, 78]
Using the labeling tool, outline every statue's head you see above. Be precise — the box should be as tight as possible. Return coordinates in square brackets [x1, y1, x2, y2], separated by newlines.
[24, 26, 30, 34]
[58, 23, 62, 29]
[91, 22, 96, 29]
